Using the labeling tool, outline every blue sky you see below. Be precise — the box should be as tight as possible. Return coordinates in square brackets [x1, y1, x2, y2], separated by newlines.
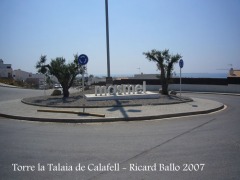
[0, 0, 240, 76]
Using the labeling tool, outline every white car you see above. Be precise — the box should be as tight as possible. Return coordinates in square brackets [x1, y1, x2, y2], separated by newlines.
[54, 84, 62, 89]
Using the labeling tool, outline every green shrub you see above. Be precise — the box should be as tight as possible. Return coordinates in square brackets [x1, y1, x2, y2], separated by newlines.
[51, 89, 62, 96]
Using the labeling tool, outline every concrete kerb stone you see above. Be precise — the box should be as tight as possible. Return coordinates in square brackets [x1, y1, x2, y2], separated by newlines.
[180, 91, 240, 96]
[0, 83, 18, 88]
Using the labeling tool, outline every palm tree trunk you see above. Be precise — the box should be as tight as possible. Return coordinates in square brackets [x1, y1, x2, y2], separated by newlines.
[160, 74, 169, 95]
[62, 87, 69, 97]
[162, 83, 169, 95]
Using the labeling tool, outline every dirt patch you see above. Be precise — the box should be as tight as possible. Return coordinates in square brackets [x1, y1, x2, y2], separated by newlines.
[22, 89, 192, 108]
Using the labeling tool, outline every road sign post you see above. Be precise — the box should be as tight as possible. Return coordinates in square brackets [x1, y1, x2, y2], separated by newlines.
[179, 59, 184, 97]
[78, 54, 89, 113]
[180, 67, 182, 97]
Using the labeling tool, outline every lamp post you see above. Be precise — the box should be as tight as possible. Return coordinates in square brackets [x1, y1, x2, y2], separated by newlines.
[105, 0, 112, 85]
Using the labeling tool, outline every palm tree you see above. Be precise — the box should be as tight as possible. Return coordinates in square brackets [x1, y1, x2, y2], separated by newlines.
[143, 49, 182, 95]
[36, 54, 85, 97]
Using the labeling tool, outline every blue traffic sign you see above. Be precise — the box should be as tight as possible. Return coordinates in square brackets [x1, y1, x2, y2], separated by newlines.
[179, 59, 184, 68]
[78, 54, 88, 65]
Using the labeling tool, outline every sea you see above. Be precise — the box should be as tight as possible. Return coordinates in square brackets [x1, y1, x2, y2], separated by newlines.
[94, 73, 228, 79]
[174, 73, 228, 79]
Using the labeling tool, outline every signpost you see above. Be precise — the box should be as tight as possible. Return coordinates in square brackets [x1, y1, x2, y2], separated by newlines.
[179, 59, 184, 97]
[78, 54, 89, 112]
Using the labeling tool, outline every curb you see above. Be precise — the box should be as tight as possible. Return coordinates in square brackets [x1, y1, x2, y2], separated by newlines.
[0, 104, 225, 124]
[181, 91, 240, 96]
[0, 84, 18, 88]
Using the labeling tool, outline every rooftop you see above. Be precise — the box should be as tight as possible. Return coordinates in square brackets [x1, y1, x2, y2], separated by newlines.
[229, 69, 240, 77]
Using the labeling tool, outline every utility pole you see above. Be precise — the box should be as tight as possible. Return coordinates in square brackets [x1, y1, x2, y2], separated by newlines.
[105, 0, 112, 85]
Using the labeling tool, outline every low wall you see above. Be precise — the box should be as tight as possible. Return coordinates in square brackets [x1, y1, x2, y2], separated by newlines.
[94, 77, 240, 94]
[147, 84, 240, 93]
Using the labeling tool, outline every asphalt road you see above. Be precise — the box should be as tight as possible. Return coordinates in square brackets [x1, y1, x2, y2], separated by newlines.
[0, 87, 239, 180]
[0, 86, 47, 101]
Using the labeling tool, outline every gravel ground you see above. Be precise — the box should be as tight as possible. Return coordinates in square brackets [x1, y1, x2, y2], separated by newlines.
[22, 88, 192, 108]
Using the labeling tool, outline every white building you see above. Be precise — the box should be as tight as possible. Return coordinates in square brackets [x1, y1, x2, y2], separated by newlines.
[228, 68, 240, 77]
[13, 69, 33, 81]
[133, 73, 159, 79]
[0, 59, 12, 78]
[31, 73, 58, 88]
[13, 69, 59, 88]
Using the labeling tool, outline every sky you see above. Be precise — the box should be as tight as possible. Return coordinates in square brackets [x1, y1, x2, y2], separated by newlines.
[0, 0, 240, 76]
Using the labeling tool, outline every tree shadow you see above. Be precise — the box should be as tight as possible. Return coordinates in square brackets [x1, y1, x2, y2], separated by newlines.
[127, 109, 141, 113]
[107, 100, 142, 118]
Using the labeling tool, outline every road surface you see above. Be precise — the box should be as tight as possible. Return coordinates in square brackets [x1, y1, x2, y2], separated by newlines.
[0, 87, 239, 179]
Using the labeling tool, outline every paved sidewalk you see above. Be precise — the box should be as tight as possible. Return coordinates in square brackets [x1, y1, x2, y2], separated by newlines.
[0, 82, 18, 88]
[0, 97, 224, 123]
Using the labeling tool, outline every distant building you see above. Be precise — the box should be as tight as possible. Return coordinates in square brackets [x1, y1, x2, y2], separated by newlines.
[12, 69, 33, 81]
[0, 59, 12, 78]
[89, 77, 107, 85]
[31, 73, 58, 89]
[13, 69, 58, 88]
[228, 68, 240, 77]
[25, 73, 45, 88]
[133, 74, 159, 79]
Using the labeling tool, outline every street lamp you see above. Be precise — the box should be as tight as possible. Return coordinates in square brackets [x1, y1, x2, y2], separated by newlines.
[105, 0, 112, 84]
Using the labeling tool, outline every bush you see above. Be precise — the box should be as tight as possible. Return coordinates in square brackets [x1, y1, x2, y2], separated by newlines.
[169, 90, 177, 95]
[51, 89, 62, 96]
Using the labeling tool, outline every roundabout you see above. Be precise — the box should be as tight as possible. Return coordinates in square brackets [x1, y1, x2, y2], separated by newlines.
[0, 87, 224, 123]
